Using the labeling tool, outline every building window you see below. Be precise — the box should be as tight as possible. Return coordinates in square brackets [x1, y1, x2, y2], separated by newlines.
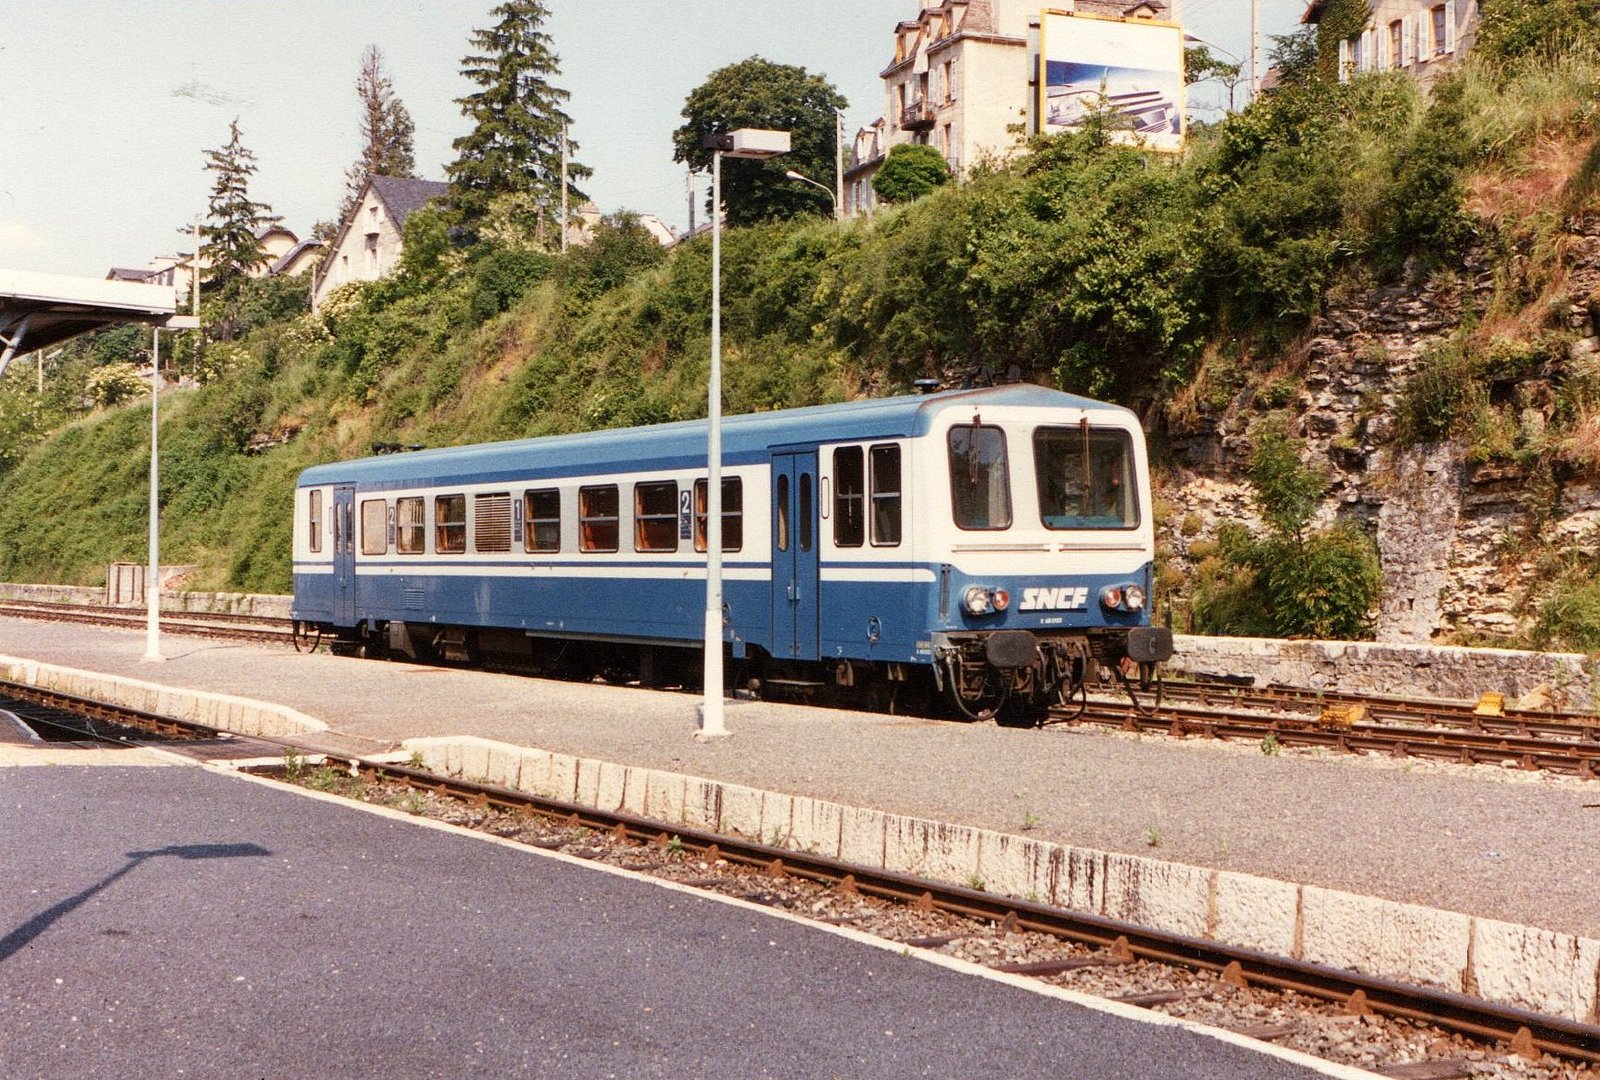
[633, 481, 678, 552]
[361, 499, 388, 555]
[473, 492, 512, 553]
[579, 485, 619, 552]
[870, 444, 902, 546]
[307, 489, 322, 553]
[948, 425, 1011, 530]
[833, 446, 864, 548]
[364, 232, 379, 274]
[435, 494, 466, 554]
[693, 478, 742, 552]
[1432, 5, 1447, 55]
[1389, 20, 1403, 66]
[396, 497, 425, 554]
[524, 489, 560, 553]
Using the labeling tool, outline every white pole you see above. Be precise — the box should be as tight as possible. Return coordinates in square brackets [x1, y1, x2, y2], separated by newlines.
[699, 147, 727, 739]
[560, 124, 570, 254]
[143, 328, 164, 663]
[1250, 0, 1261, 99]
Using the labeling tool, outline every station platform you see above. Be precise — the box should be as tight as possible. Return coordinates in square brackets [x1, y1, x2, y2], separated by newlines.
[2, 615, 1597, 1026]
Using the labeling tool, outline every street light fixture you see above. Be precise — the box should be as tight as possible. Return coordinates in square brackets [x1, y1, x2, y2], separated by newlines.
[783, 169, 839, 219]
[697, 127, 790, 740]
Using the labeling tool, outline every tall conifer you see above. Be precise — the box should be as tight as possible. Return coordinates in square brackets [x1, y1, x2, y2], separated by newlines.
[201, 118, 280, 291]
[341, 45, 418, 222]
[446, 0, 588, 220]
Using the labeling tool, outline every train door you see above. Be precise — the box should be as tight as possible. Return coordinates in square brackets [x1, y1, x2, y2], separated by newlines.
[770, 451, 819, 660]
[332, 484, 356, 626]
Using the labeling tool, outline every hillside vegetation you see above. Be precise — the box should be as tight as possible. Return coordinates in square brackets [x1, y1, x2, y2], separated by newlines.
[3, 21, 1599, 647]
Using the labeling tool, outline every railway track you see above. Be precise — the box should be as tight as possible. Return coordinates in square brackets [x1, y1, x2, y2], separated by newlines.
[1053, 680, 1600, 779]
[5, 676, 1598, 1073]
[0, 600, 294, 646]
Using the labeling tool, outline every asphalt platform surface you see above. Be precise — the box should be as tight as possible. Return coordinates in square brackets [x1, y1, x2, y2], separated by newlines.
[2, 618, 1596, 938]
[0, 763, 1348, 1079]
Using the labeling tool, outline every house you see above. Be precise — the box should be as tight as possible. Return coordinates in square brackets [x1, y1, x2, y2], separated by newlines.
[1302, 0, 1477, 85]
[107, 224, 322, 305]
[311, 175, 448, 312]
[269, 239, 325, 278]
[845, 0, 1168, 214]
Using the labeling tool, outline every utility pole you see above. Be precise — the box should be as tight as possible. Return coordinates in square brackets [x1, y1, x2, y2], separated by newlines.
[834, 109, 845, 222]
[686, 169, 696, 237]
[560, 124, 570, 254]
[1250, 0, 1261, 98]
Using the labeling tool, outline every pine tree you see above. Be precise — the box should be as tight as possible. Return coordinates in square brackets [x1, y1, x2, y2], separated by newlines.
[340, 45, 417, 222]
[201, 118, 280, 292]
[446, 0, 589, 221]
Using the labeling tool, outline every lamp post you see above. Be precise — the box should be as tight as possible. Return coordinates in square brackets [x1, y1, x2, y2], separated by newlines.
[783, 169, 838, 219]
[697, 128, 790, 740]
[143, 314, 199, 663]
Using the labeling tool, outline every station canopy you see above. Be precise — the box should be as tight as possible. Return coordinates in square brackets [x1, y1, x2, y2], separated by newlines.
[0, 268, 177, 378]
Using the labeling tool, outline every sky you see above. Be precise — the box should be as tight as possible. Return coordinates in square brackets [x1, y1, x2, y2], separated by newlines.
[0, 0, 1306, 279]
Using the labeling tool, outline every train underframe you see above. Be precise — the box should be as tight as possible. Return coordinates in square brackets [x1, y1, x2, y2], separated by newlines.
[299, 619, 1174, 724]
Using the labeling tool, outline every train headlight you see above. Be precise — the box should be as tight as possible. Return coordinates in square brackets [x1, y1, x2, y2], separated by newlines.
[991, 588, 1011, 612]
[962, 585, 994, 615]
[1123, 585, 1146, 611]
[1100, 584, 1146, 612]
[1099, 586, 1123, 611]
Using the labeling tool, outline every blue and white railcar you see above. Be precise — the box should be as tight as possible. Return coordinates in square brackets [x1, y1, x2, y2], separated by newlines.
[291, 384, 1173, 717]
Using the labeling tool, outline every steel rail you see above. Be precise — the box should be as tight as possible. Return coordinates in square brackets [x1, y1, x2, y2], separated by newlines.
[8, 675, 1600, 1064]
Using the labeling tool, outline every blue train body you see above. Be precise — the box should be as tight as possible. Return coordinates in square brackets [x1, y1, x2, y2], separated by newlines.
[291, 384, 1173, 717]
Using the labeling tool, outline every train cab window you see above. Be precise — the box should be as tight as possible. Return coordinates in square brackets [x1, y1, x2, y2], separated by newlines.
[435, 494, 466, 553]
[948, 424, 1012, 530]
[775, 473, 790, 552]
[693, 478, 742, 552]
[525, 489, 560, 553]
[870, 444, 902, 546]
[360, 499, 388, 555]
[579, 485, 619, 552]
[634, 481, 678, 552]
[833, 447, 864, 547]
[1034, 426, 1139, 529]
[799, 473, 813, 552]
[307, 490, 323, 553]
[396, 497, 425, 554]
[474, 492, 513, 552]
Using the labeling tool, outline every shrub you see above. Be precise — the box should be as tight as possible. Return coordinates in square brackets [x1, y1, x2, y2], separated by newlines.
[85, 363, 146, 407]
[470, 247, 553, 321]
[1530, 561, 1600, 650]
[872, 144, 952, 203]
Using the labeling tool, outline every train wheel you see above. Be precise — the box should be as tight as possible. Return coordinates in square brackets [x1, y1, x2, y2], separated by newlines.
[291, 620, 322, 654]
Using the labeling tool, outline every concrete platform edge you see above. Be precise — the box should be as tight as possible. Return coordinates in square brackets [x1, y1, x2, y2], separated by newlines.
[0, 653, 326, 738]
[407, 733, 1600, 1026]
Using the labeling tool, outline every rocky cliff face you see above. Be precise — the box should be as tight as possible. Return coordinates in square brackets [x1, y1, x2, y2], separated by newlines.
[1160, 212, 1600, 644]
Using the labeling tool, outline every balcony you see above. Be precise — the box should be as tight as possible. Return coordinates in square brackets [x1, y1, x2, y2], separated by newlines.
[899, 97, 935, 131]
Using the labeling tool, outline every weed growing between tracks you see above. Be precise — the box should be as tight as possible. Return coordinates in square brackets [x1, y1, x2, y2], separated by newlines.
[265, 760, 1600, 1080]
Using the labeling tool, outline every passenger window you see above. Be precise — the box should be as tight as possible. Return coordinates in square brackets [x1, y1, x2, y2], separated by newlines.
[1034, 426, 1138, 529]
[948, 425, 1011, 530]
[579, 485, 619, 552]
[692, 478, 742, 552]
[360, 499, 388, 555]
[775, 473, 790, 552]
[474, 492, 512, 553]
[396, 497, 425, 554]
[308, 490, 323, 553]
[799, 473, 813, 552]
[634, 481, 678, 552]
[435, 494, 466, 554]
[833, 447, 864, 547]
[870, 445, 902, 546]
[525, 489, 560, 553]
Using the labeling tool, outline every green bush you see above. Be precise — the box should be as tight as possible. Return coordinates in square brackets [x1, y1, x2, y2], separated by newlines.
[871, 144, 951, 203]
[470, 247, 553, 321]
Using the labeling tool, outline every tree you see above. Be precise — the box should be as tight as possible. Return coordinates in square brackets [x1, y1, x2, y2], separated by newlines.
[200, 119, 280, 296]
[673, 57, 847, 226]
[1184, 44, 1244, 112]
[870, 143, 950, 204]
[446, 0, 588, 222]
[340, 45, 417, 222]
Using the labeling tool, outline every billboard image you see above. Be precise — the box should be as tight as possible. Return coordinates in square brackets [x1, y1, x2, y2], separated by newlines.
[1039, 10, 1186, 152]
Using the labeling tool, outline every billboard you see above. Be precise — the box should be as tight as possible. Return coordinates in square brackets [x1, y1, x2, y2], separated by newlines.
[1038, 10, 1186, 152]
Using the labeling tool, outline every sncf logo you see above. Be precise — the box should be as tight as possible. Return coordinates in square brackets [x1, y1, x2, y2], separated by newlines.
[1018, 586, 1089, 611]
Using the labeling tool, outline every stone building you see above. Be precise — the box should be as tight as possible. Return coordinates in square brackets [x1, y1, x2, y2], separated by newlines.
[1302, 0, 1478, 86]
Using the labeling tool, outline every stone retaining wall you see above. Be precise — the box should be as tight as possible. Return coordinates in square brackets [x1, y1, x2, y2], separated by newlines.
[1172, 634, 1600, 713]
[408, 734, 1600, 1025]
[0, 582, 291, 619]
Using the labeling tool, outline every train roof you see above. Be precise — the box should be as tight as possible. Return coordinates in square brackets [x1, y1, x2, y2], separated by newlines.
[297, 384, 1133, 488]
